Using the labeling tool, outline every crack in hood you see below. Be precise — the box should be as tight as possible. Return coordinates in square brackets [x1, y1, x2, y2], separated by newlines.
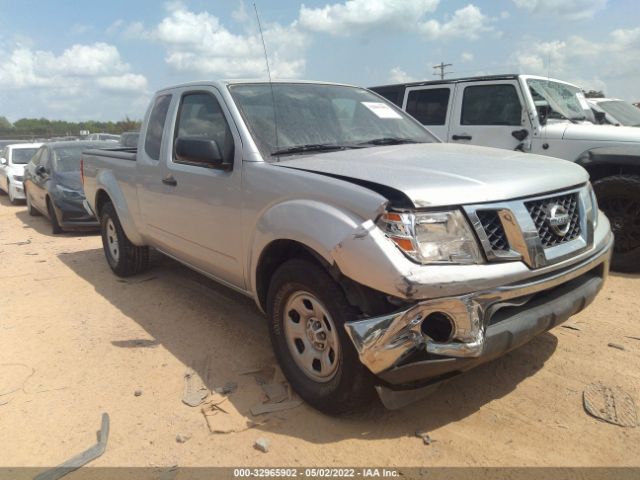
[273, 143, 588, 208]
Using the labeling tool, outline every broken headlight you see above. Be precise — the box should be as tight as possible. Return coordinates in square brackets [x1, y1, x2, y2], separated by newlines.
[378, 210, 483, 265]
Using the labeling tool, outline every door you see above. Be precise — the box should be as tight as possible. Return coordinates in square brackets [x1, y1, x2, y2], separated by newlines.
[402, 85, 453, 140]
[449, 81, 530, 150]
[28, 147, 50, 211]
[0, 148, 7, 187]
[146, 88, 245, 288]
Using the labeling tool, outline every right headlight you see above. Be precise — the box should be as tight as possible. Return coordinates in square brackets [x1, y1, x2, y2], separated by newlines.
[377, 210, 483, 265]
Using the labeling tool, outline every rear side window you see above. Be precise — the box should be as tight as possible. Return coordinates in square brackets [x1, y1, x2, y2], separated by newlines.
[461, 85, 522, 126]
[144, 94, 172, 161]
[406, 88, 450, 125]
[174, 92, 234, 166]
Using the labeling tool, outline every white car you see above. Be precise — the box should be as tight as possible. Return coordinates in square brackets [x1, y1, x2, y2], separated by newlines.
[588, 97, 640, 127]
[0, 143, 42, 204]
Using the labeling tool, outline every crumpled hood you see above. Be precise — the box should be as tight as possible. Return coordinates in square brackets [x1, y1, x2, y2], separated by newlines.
[562, 123, 640, 142]
[54, 172, 82, 190]
[274, 143, 589, 208]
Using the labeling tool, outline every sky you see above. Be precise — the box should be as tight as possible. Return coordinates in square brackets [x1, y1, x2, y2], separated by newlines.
[0, 0, 638, 122]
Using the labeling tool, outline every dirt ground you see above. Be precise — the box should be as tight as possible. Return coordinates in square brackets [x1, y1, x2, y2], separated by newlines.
[1, 193, 639, 469]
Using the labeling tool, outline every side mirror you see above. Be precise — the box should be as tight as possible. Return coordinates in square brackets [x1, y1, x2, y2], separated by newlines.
[174, 137, 225, 167]
[35, 165, 47, 176]
[0, 158, 6, 166]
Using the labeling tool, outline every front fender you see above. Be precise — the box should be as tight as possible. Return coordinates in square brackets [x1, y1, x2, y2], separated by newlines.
[247, 199, 372, 296]
[576, 145, 640, 170]
[94, 169, 145, 245]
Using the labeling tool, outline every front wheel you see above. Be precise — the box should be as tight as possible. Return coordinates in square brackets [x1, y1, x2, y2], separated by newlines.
[25, 187, 41, 216]
[100, 202, 149, 277]
[593, 175, 640, 273]
[47, 198, 63, 234]
[266, 259, 374, 414]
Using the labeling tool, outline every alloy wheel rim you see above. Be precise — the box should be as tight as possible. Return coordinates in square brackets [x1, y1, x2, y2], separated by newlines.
[106, 218, 120, 262]
[283, 291, 340, 382]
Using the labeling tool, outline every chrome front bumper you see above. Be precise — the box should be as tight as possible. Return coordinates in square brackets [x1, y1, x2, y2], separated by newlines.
[344, 230, 613, 376]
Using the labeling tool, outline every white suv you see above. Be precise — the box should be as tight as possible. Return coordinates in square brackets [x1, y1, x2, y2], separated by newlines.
[371, 74, 640, 272]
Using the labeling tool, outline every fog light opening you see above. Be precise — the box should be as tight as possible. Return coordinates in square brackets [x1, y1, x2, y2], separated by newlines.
[421, 312, 454, 342]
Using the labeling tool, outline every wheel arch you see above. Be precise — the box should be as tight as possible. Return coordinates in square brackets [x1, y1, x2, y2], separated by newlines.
[575, 146, 640, 182]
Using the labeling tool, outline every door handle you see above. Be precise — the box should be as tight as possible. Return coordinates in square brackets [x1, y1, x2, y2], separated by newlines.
[162, 175, 177, 186]
[451, 134, 472, 141]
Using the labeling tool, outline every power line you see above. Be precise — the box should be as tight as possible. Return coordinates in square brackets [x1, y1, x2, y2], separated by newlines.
[433, 62, 453, 80]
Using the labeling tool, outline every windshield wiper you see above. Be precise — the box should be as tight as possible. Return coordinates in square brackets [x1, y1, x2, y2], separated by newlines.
[271, 144, 356, 157]
[357, 137, 420, 146]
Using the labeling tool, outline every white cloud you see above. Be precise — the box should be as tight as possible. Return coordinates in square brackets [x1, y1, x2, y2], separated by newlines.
[0, 42, 149, 120]
[299, 0, 439, 35]
[512, 0, 607, 21]
[389, 66, 415, 83]
[513, 27, 640, 98]
[461, 52, 474, 62]
[133, 2, 307, 78]
[419, 4, 493, 40]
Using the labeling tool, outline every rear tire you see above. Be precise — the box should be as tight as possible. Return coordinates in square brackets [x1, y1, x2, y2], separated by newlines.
[100, 202, 149, 277]
[593, 175, 640, 273]
[25, 187, 41, 216]
[47, 198, 63, 234]
[266, 259, 374, 414]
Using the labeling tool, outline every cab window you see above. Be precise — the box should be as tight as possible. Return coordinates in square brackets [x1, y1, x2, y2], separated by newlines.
[461, 84, 522, 126]
[406, 88, 450, 125]
[174, 92, 234, 166]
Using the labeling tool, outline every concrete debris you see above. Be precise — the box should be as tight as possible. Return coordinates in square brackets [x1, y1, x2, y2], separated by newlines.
[134, 389, 143, 397]
[583, 383, 637, 428]
[214, 382, 238, 395]
[561, 324, 581, 331]
[254, 438, 270, 453]
[201, 395, 253, 434]
[175, 434, 191, 444]
[415, 431, 433, 445]
[250, 398, 303, 416]
[607, 343, 626, 351]
[182, 367, 209, 407]
[261, 382, 289, 404]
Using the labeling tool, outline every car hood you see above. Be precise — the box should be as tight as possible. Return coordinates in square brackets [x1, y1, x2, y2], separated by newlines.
[273, 143, 588, 208]
[562, 123, 640, 142]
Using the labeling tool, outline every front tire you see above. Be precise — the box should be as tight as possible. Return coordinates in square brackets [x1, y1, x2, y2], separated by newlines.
[47, 198, 63, 234]
[593, 175, 640, 273]
[25, 187, 41, 216]
[100, 202, 149, 277]
[266, 259, 374, 414]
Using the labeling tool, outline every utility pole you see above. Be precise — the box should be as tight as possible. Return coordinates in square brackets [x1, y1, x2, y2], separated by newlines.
[433, 62, 453, 80]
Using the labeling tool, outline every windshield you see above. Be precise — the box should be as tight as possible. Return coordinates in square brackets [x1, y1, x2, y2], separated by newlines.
[527, 79, 593, 124]
[597, 100, 640, 127]
[11, 148, 38, 164]
[229, 83, 436, 159]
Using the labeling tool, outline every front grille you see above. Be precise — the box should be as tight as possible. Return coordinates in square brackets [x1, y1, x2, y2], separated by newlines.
[525, 193, 581, 248]
[477, 210, 509, 251]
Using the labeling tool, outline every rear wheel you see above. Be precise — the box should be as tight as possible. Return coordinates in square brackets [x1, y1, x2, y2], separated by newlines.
[47, 198, 63, 234]
[593, 175, 640, 273]
[266, 259, 374, 414]
[100, 202, 149, 277]
[25, 187, 41, 216]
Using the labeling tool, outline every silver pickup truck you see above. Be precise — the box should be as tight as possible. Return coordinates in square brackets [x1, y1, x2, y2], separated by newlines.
[81, 80, 613, 413]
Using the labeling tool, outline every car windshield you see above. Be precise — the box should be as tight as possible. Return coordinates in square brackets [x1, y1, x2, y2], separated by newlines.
[52, 146, 85, 173]
[527, 79, 594, 124]
[12, 148, 38, 164]
[597, 100, 640, 127]
[229, 83, 436, 159]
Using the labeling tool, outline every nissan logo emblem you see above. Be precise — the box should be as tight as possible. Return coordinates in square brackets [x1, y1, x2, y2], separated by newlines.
[547, 204, 571, 236]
